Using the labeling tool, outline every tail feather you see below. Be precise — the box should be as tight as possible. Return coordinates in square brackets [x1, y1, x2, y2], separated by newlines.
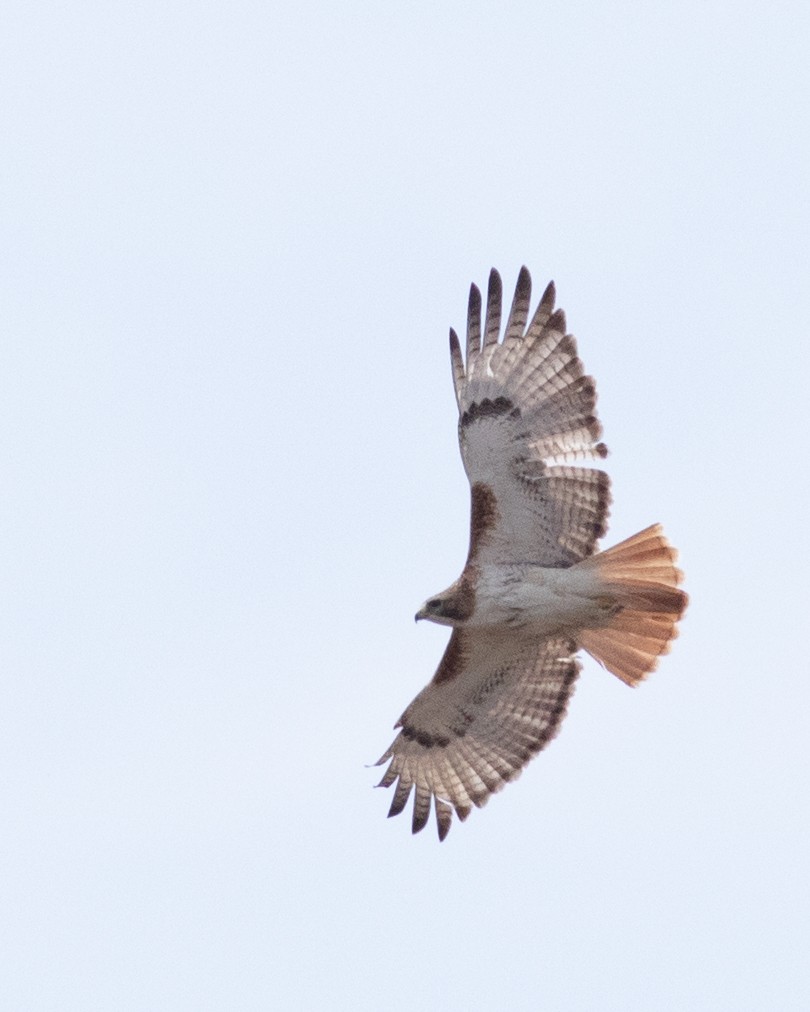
[579, 524, 687, 686]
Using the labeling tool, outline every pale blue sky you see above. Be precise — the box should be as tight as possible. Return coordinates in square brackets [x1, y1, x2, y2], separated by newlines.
[2, 2, 809, 1009]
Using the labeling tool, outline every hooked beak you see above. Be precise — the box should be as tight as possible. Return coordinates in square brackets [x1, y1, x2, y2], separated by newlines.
[414, 607, 426, 623]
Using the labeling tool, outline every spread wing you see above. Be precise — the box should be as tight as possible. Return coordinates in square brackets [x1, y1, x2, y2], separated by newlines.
[450, 267, 610, 567]
[375, 630, 580, 840]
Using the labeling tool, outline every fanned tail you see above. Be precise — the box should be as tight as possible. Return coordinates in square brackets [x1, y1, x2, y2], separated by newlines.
[578, 524, 688, 686]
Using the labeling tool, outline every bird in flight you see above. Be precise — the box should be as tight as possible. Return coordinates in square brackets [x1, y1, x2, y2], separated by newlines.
[374, 267, 687, 840]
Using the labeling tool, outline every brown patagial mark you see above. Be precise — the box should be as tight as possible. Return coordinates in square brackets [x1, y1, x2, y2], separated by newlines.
[468, 481, 499, 561]
[431, 629, 466, 686]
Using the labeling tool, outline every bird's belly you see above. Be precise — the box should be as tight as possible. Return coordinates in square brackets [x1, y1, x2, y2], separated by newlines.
[469, 565, 613, 634]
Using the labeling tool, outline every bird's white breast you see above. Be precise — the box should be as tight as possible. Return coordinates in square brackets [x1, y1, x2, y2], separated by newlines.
[470, 563, 613, 635]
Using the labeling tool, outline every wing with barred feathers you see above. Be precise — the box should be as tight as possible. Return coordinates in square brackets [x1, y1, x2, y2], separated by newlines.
[375, 629, 580, 840]
[450, 267, 610, 568]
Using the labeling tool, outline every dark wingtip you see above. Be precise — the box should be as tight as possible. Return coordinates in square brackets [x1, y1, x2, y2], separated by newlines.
[412, 806, 429, 834]
[516, 265, 532, 291]
[436, 805, 452, 842]
[542, 280, 556, 306]
[548, 307, 566, 333]
[487, 268, 502, 299]
[388, 790, 410, 819]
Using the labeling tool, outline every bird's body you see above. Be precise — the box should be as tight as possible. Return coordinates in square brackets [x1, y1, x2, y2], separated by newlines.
[421, 561, 615, 634]
[375, 267, 687, 840]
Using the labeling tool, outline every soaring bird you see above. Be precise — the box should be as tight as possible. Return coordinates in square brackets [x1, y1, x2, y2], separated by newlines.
[375, 267, 687, 840]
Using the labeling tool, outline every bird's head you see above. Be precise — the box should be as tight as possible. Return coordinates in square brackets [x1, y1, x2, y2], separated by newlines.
[415, 579, 475, 626]
[415, 596, 454, 626]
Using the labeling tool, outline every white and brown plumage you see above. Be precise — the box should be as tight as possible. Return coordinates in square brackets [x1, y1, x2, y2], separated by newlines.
[375, 267, 688, 840]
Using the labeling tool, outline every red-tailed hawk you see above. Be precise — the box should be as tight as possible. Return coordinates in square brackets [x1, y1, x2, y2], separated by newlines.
[375, 267, 687, 840]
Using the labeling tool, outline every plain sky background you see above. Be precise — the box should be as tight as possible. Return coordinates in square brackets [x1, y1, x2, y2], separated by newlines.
[2, 2, 809, 1009]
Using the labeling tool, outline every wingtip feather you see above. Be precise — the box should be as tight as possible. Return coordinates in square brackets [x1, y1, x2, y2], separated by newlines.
[483, 269, 503, 348]
[466, 283, 482, 363]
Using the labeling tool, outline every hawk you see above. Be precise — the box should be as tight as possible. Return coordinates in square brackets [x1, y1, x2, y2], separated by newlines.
[375, 267, 688, 840]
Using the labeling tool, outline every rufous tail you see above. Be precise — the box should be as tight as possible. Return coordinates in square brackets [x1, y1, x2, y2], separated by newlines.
[578, 524, 688, 686]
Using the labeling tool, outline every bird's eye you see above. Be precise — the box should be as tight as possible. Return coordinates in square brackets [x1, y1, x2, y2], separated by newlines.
[427, 599, 441, 610]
